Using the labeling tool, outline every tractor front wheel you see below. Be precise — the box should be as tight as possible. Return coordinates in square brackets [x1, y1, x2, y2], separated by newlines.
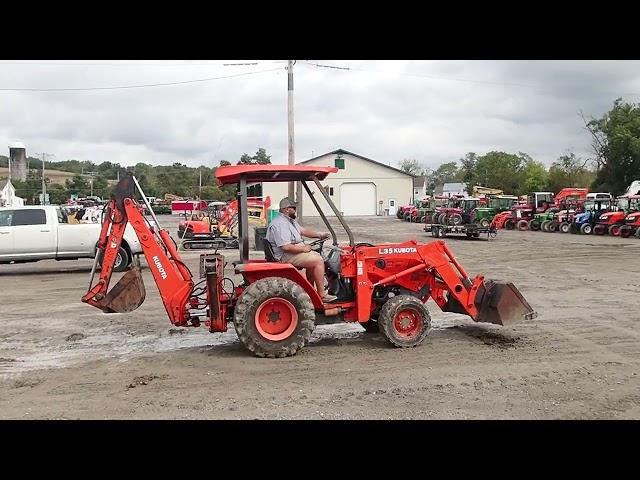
[548, 222, 559, 233]
[608, 225, 621, 236]
[517, 219, 530, 231]
[378, 295, 431, 348]
[530, 219, 541, 231]
[581, 223, 593, 235]
[449, 213, 463, 226]
[559, 222, 571, 233]
[479, 218, 491, 228]
[635, 227, 640, 238]
[593, 224, 606, 235]
[234, 277, 316, 358]
[620, 226, 633, 238]
[504, 219, 515, 230]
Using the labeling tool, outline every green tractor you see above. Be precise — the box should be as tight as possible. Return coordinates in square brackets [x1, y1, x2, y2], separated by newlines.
[472, 195, 519, 228]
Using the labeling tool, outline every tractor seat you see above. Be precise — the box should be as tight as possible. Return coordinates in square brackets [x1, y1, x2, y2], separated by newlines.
[263, 240, 303, 270]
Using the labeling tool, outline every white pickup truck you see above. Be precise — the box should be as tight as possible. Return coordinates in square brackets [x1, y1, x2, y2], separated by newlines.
[0, 205, 142, 271]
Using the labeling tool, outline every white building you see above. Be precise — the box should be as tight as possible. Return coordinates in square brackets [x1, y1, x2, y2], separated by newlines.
[260, 149, 414, 217]
[441, 182, 467, 198]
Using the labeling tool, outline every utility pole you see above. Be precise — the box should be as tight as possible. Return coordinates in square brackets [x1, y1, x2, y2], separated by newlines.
[199, 167, 203, 200]
[34, 152, 54, 205]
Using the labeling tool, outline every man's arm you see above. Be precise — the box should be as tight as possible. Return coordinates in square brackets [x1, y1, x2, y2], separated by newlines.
[281, 242, 312, 254]
[299, 226, 329, 240]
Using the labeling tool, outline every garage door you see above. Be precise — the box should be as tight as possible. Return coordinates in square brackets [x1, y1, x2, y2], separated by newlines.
[340, 182, 376, 216]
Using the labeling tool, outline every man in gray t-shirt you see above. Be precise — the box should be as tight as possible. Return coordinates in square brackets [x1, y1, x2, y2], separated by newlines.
[266, 197, 337, 303]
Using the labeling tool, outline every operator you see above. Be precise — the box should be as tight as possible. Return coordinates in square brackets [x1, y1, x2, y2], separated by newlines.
[266, 197, 337, 303]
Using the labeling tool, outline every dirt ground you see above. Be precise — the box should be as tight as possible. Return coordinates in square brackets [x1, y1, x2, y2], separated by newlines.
[1, 215, 639, 419]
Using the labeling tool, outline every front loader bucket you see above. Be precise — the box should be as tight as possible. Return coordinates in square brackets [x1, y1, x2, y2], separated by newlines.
[474, 280, 537, 326]
[97, 266, 146, 313]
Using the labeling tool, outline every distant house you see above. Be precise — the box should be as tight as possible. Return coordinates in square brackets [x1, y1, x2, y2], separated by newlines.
[260, 148, 413, 217]
[441, 182, 467, 198]
[413, 175, 427, 200]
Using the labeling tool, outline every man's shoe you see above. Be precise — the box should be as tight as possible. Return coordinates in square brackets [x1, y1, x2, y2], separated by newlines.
[322, 293, 338, 303]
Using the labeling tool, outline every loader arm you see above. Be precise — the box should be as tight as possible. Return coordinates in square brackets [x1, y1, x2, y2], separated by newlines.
[82, 180, 194, 326]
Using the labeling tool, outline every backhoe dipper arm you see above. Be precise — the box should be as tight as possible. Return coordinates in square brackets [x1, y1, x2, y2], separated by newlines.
[83, 190, 194, 326]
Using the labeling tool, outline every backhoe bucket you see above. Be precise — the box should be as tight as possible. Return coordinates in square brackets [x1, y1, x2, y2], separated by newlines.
[474, 280, 537, 326]
[98, 266, 146, 313]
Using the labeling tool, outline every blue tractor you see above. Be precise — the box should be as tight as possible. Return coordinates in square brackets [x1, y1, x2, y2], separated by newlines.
[570, 195, 612, 234]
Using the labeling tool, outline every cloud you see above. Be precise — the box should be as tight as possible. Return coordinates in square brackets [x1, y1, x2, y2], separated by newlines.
[0, 60, 637, 170]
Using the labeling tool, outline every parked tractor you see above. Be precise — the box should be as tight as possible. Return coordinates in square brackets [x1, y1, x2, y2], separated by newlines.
[472, 195, 518, 228]
[436, 197, 481, 226]
[593, 195, 640, 236]
[619, 211, 640, 238]
[570, 194, 613, 234]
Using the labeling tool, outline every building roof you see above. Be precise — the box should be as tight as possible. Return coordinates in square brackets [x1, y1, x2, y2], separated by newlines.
[442, 182, 466, 192]
[298, 149, 414, 177]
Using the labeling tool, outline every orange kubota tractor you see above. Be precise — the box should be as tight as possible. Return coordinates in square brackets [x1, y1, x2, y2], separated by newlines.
[82, 166, 537, 358]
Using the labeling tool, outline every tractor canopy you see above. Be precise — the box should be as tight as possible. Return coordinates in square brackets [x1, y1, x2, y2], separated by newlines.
[215, 165, 338, 185]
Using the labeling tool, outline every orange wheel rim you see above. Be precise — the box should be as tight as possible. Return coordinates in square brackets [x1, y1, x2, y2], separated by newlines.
[255, 297, 299, 341]
[393, 308, 423, 338]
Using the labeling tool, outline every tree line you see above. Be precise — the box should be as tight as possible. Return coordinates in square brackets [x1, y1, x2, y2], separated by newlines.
[0, 148, 272, 204]
[399, 98, 640, 197]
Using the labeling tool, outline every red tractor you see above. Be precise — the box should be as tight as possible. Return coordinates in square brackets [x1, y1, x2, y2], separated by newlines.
[593, 195, 640, 236]
[83, 167, 536, 358]
[619, 211, 640, 238]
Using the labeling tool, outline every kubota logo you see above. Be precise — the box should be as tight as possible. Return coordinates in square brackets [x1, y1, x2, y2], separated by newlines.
[378, 247, 417, 255]
[152, 255, 168, 280]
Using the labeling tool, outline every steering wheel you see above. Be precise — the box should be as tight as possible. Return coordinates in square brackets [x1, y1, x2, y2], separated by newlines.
[308, 238, 326, 253]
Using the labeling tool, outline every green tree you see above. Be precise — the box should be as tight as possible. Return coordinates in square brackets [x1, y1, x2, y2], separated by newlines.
[219, 160, 231, 167]
[66, 175, 90, 196]
[47, 184, 68, 204]
[522, 160, 549, 193]
[457, 152, 477, 184]
[398, 158, 423, 176]
[585, 98, 640, 195]
[431, 161, 460, 191]
[474, 151, 524, 194]
[546, 153, 595, 193]
[253, 148, 271, 165]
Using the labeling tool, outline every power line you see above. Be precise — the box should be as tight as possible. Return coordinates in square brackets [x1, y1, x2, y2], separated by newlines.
[300, 61, 543, 90]
[0, 61, 282, 67]
[0, 67, 281, 92]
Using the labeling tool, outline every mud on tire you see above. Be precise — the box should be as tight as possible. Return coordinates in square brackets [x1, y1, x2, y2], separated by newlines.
[233, 277, 316, 358]
[378, 295, 431, 348]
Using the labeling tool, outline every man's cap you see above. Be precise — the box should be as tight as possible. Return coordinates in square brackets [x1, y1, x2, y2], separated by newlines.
[279, 197, 298, 209]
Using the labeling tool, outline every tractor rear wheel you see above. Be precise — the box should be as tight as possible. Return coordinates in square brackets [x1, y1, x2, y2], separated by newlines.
[539, 220, 549, 232]
[608, 225, 621, 236]
[530, 219, 541, 231]
[438, 213, 448, 225]
[504, 219, 515, 230]
[517, 219, 530, 231]
[479, 218, 491, 228]
[378, 295, 431, 348]
[593, 224, 605, 235]
[233, 277, 316, 358]
[635, 227, 640, 238]
[559, 222, 571, 233]
[548, 222, 558, 233]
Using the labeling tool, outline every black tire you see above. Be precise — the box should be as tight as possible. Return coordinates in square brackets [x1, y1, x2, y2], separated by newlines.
[517, 219, 529, 231]
[97, 246, 129, 273]
[559, 222, 571, 233]
[233, 277, 316, 358]
[473, 231, 480, 238]
[378, 295, 431, 348]
[635, 227, 640, 239]
[360, 320, 380, 333]
[530, 219, 541, 231]
[548, 222, 558, 233]
[183, 241, 192, 250]
[581, 223, 593, 235]
[449, 213, 463, 226]
[479, 218, 491, 228]
[504, 219, 515, 230]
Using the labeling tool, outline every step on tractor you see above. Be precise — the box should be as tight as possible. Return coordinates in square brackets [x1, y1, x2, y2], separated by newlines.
[82, 167, 536, 358]
[593, 195, 640, 236]
[570, 194, 613, 234]
[474, 195, 519, 228]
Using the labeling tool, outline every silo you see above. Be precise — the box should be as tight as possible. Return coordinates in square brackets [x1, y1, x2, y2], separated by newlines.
[9, 142, 27, 182]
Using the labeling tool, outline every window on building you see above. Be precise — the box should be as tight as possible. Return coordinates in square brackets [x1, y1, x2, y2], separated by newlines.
[335, 156, 345, 169]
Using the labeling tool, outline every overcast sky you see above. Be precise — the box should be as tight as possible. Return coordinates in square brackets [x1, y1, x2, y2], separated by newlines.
[1, 60, 639, 171]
